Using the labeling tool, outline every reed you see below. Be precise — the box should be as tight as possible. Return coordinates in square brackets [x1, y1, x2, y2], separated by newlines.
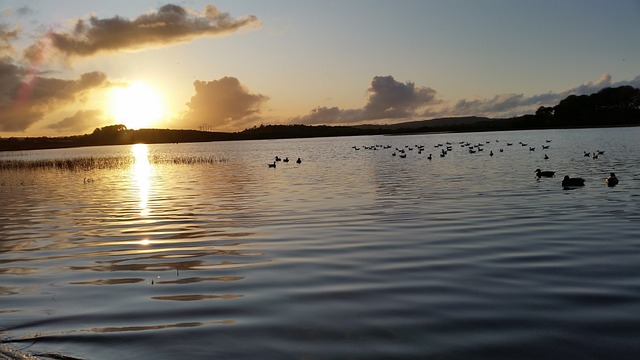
[0, 155, 229, 172]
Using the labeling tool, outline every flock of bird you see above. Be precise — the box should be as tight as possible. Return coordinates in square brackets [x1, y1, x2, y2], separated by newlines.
[268, 156, 302, 168]
[347, 138, 620, 189]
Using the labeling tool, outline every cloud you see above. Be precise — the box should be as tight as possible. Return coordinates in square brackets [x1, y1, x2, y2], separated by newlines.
[0, 24, 20, 55]
[362, 76, 438, 119]
[46, 109, 107, 133]
[623, 74, 640, 88]
[0, 57, 108, 132]
[1, 6, 33, 17]
[291, 75, 439, 125]
[440, 73, 627, 118]
[292, 73, 640, 126]
[24, 4, 259, 62]
[181, 76, 269, 131]
[570, 73, 612, 96]
[15, 6, 34, 17]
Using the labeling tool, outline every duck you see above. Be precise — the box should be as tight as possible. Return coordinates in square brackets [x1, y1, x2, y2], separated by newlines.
[535, 169, 555, 178]
[605, 172, 618, 187]
[544, 154, 549, 160]
[562, 175, 585, 187]
[268, 161, 277, 168]
[296, 158, 302, 164]
[283, 157, 290, 163]
[427, 154, 432, 160]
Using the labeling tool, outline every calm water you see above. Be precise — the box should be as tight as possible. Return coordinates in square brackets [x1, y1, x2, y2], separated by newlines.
[1, 127, 639, 359]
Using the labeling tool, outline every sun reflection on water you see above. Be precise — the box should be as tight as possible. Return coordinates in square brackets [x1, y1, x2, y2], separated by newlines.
[132, 144, 152, 216]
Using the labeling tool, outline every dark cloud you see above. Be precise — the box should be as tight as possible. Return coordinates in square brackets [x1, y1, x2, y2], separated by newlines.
[290, 106, 362, 125]
[291, 75, 439, 125]
[47, 109, 106, 133]
[0, 57, 108, 132]
[24, 4, 259, 62]
[181, 76, 268, 131]
[362, 76, 437, 119]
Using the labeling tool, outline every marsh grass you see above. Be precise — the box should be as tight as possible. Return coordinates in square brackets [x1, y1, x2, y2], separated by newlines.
[0, 155, 229, 172]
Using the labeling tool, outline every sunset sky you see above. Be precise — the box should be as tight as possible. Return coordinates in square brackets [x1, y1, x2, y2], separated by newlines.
[1, 1, 639, 137]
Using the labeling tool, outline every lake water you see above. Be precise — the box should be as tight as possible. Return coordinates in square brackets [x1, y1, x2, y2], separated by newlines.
[1, 127, 639, 359]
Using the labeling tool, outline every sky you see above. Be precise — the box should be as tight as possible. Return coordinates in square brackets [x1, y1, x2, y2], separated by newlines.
[1, 0, 639, 137]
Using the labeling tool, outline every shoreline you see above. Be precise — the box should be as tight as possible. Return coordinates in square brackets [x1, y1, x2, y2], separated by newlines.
[1, 123, 638, 153]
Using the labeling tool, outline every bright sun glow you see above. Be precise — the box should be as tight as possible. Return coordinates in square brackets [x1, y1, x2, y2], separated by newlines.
[109, 81, 166, 129]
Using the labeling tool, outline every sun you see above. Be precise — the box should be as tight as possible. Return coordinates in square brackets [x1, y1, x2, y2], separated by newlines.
[109, 81, 166, 129]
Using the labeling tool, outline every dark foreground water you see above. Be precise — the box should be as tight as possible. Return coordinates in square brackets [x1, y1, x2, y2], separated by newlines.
[1, 127, 639, 359]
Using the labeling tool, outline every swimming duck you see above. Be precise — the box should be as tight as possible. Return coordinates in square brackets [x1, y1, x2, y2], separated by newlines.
[544, 154, 549, 160]
[605, 172, 618, 186]
[296, 158, 302, 164]
[268, 161, 276, 168]
[562, 175, 585, 187]
[535, 169, 555, 178]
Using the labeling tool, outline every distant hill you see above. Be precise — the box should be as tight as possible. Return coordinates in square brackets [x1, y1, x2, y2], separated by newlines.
[354, 116, 495, 130]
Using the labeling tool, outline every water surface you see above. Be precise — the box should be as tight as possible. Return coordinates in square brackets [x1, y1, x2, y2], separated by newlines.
[1, 127, 639, 359]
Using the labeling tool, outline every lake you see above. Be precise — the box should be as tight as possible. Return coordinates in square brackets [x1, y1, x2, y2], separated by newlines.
[1, 127, 639, 359]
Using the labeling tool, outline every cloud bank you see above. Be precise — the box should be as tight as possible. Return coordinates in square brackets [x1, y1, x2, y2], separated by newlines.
[181, 76, 269, 131]
[24, 4, 259, 62]
[291, 73, 640, 126]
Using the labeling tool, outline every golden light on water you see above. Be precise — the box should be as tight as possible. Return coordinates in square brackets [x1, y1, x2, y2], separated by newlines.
[132, 143, 152, 216]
